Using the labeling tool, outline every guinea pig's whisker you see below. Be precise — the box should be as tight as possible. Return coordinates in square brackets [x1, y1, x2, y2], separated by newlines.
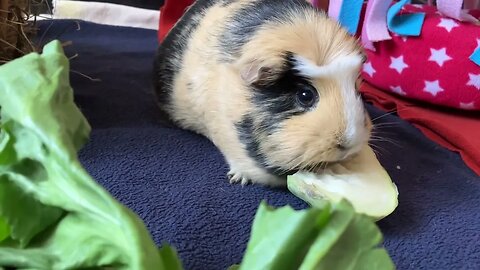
[369, 134, 393, 140]
[368, 142, 390, 157]
[309, 163, 321, 173]
[281, 154, 307, 173]
[373, 121, 400, 125]
[368, 143, 381, 156]
[371, 108, 408, 122]
[289, 154, 329, 174]
[371, 146, 388, 158]
[371, 130, 398, 137]
[302, 162, 325, 174]
[371, 129, 399, 137]
[283, 153, 310, 174]
[370, 132, 395, 140]
[382, 139, 403, 148]
[369, 138, 397, 147]
[369, 135, 403, 149]
[371, 129, 401, 141]
[320, 161, 330, 171]
[372, 122, 401, 129]
[371, 111, 397, 122]
[371, 135, 400, 145]
[371, 107, 412, 123]
[369, 141, 392, 153]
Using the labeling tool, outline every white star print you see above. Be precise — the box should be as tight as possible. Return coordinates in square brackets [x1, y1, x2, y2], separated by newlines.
[424, 80, 444, 96]
[460, 102, 476, 110]
[428, 48, 452, 67]
[475, 38, 480, 51]
[389, 56, 409, 74]
[437, 18, 459, 32]
[363, 62, 376, 77]
[390, 86, 406, 96]
[467, 73, 480, 90]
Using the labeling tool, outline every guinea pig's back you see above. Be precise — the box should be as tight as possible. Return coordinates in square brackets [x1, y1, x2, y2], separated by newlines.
[153, 0, 219, 106]
[153, 0, 252, 135]
[154, 0, 317, 109]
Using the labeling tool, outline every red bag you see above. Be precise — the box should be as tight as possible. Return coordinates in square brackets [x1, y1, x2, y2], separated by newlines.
[158, 0, 194, 42]
[361, 4, 480, 111]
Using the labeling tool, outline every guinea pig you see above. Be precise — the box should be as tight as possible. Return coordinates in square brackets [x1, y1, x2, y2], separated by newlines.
[153, 0, 372, 187]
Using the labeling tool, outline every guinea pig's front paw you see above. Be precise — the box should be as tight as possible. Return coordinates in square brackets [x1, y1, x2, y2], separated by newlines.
[227, 169, 251, 186]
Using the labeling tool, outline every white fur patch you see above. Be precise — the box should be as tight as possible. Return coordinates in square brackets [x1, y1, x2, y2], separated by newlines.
[294, 55, 368, 152]
[293, 55, 363, 78]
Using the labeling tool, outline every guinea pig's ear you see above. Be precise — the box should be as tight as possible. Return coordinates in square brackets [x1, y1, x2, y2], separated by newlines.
[238, 58, 285, 87]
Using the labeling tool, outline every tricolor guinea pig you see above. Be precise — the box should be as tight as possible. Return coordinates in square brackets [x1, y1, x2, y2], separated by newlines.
[153, 0, 372, 187]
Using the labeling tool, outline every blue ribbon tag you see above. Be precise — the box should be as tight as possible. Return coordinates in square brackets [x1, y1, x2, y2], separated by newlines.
[338, 0, 365, 35]
[387, 0, 426, 36]
[470, 47, 480, 67]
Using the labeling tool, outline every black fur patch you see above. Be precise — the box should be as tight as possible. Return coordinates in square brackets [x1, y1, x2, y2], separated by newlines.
[236, 115, 287, 175]
[235, 53, 318, 175]
[253, 52, 317, 132]
[218, 0, 314, 60]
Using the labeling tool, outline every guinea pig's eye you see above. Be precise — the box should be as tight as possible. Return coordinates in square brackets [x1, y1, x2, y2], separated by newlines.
[296, 85, 318, 108]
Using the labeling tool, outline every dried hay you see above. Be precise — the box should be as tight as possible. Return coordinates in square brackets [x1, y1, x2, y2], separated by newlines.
[0, 0, 38, 65]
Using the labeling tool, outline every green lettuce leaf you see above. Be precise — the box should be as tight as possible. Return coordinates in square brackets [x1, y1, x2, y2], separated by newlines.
[237, 200, 395, 270]
[0, 177, 63, 248]
[0, 217, 8, 242]
[0, 40, 182, 270]
[159, 243, 184, 270]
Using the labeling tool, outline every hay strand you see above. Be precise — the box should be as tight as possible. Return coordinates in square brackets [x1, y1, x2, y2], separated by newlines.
[0, 0, 38, 65]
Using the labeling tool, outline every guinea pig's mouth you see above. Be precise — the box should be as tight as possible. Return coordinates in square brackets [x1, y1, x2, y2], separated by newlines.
[286, 157, 358, 175]
[275, 153, 360, 176]
[301, 163, 334, 174]
[280, 162, 332, 176]
[276, 169, 299, 177]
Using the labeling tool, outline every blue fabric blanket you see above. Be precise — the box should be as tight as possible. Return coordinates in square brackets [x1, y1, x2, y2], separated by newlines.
[37, 20, 480, 270]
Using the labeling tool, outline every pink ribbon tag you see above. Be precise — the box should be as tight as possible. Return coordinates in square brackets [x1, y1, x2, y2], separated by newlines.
[361, 0, 394, 51]
[437, 0, 479, 23]
[328, 0, 343, 20]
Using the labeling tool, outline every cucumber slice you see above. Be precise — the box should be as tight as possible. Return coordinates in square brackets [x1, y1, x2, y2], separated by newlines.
[287, 145, 398, 220]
